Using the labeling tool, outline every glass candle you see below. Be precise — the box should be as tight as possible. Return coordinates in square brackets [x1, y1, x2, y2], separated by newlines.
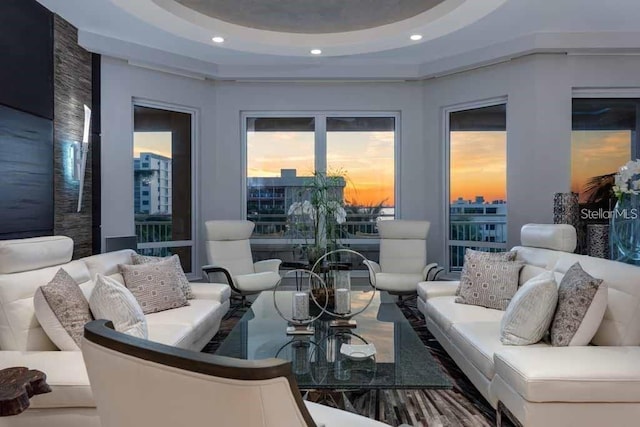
[292, 291, 309, 321]
[334, 288, 351, 314]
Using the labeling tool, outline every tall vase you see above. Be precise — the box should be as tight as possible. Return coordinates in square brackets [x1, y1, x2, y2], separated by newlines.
[610, 194, 640, 265]
[553, 192, 582, 253]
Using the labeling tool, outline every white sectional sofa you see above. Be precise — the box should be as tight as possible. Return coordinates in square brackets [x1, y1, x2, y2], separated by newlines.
[0, 236, 231, 427]
[418, 224, 640, 427]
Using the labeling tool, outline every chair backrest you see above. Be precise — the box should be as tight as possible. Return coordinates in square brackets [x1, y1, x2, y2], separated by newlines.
[377, 220, 430, 274]
[82, 320, 316, 427]
[205, 220, 256, 276]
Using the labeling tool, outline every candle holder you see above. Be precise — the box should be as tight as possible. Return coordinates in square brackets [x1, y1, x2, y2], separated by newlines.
[310, 249, 376, 328]
[273, 269, 328, 335]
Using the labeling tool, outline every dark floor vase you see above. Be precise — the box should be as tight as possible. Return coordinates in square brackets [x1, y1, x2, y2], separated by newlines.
[610, 194, 640, 265]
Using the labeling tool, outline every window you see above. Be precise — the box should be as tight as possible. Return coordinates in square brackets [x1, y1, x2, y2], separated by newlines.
[245, 114, 396, 244]
[447, 103, 507, 272]
[133, 104, 194, 273]
[571, 99, 639, 206]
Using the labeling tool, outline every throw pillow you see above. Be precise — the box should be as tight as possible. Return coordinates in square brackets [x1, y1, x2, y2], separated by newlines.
[33, 268, 93, 350]
[550, 262, 607, 346]
[119, 257, 189, 314]
[131, 253, 194, 300]
[455, 260, 524, 310]
[456, 249, 517, 296]
[500, 271, 558, 345]
[89, 274, 148, 339]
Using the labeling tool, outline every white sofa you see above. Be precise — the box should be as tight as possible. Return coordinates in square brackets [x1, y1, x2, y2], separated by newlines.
[0, 236, 231, 427]
[418, 224, 640, 427]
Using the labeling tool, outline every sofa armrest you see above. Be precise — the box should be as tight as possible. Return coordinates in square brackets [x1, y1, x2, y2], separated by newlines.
[189, 282, 231, 303]
[417, 280, 459, 300]
[493, 346, 640, 403]
[254, 259, 282, 273]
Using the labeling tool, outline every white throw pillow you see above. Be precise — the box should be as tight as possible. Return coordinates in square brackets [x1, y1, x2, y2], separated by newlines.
[500, 272, 558, 345]
[89, 274, 148, 339]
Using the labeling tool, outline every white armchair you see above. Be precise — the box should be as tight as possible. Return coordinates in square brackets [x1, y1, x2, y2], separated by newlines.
[82, 320, 390, 427]
[203, 220, 281, 305]
[365, 220, 435, 296]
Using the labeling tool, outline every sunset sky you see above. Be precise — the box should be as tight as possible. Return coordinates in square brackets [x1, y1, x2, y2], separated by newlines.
[571, 130, 630, 202]
[247, 131, 395, 207]
[133, 131, 172, 158]
[450, 131, 506, 203]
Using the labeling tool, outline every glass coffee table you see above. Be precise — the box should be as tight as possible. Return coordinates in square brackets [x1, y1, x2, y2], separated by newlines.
[215, 290, 451, 391]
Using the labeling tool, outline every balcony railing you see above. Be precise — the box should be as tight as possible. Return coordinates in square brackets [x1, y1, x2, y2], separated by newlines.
[247, 212, 394, 239]
[135, 220, 172, 244]
[448, 217, 507, 272]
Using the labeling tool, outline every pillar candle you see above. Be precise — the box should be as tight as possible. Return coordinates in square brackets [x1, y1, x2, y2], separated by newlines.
[335, 288, 351, 314]
[292, 292, 309, 321]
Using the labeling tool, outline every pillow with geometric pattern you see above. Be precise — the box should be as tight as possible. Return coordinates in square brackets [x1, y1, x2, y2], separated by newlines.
[119, 257, 189, 314]
[131, 253, 193, 299]
[455, 260, 524, 311]
[456, 249, 517, 296]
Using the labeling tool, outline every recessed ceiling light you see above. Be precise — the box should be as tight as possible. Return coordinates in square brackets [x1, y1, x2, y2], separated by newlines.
[410, 34, 423, 41]
[212, 36, 225, 43]
[310, 49, 322, 55]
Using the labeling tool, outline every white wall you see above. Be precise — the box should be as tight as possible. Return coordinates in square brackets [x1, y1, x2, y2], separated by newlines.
[100, 57, 216, 275]
[101, 53, 640, 274]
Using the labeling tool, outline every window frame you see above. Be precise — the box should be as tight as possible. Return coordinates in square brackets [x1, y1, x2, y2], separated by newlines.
[132, 98, 199, 277]
[443, 96, 508, 274]
[241, 111, 401, 247]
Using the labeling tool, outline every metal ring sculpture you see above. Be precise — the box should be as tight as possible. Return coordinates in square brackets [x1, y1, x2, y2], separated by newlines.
[309, 248, 376, 319]
[272, 269, 328, 326]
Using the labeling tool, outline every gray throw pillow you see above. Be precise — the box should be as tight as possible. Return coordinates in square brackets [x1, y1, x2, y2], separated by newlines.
[455, 260, 523, 310]
[500, 271, 558, 345]
[34, 268, 93, 349]
[550, 262, 607, 346]
[456, 249, 517, 296]
[119, 257, 189, 314]
[131, 253, 194, 299]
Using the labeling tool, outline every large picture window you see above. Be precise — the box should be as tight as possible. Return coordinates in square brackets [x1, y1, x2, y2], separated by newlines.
[571, 98, 639, 206]
[245, 114, 396, 246]
[133, 104, 194, 273]
[446, 103, 507, 272]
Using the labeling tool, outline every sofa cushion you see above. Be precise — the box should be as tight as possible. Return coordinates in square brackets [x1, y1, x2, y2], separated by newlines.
[82, 249, 136, 279]
[456, 261, 523, 310]
[34, 269, 93, 350]
[425, 296, 504, 333]
[449, 322, 504, 379]
[89, 274, 147, 339]
[145, 299, 222, 349]
[0, 236, 73, 274]
[494, 346, 640, 402]
[375, 273, 424, 293]
[119, 259, 189, 314]
[132, 253, 194, 299]
[417, 281, 459, 301]
[0, 351, 94, 409]
[501, 271, 558, 345]
[189, 282, 231, 303]
[550, 262, 607, 346]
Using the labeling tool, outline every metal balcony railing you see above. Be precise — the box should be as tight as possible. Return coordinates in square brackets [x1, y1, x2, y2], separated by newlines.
[448, 217, 507, 272]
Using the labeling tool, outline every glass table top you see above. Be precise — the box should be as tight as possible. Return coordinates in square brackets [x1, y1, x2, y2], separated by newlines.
[215, 291, 451, 390]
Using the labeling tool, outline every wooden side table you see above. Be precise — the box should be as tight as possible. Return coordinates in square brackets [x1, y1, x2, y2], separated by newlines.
[0, 367, 51, 417]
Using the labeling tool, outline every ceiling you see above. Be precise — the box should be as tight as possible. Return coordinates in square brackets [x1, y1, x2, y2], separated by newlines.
[37, 0, 640, 80]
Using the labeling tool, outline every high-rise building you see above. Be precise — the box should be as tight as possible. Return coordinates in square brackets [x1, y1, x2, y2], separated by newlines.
[134, 152, 172, 215]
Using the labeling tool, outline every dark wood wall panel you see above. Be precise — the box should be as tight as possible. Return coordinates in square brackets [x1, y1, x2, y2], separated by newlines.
[0, 0, 53, 120]
[53, 16, 93, 258]
[0, 106, 53, 238]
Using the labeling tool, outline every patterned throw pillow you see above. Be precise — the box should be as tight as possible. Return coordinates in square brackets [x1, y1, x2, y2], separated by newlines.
[131, 253, 193, 299]
[550, 263, 607, 346]
[33, 268, 93, 350]
[119, 258, 189, 314]
[456, 249, 517, 296]
[500, 271, 558, 345]
[89, 274, 148, 339]
[455, 260, 524, 310]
